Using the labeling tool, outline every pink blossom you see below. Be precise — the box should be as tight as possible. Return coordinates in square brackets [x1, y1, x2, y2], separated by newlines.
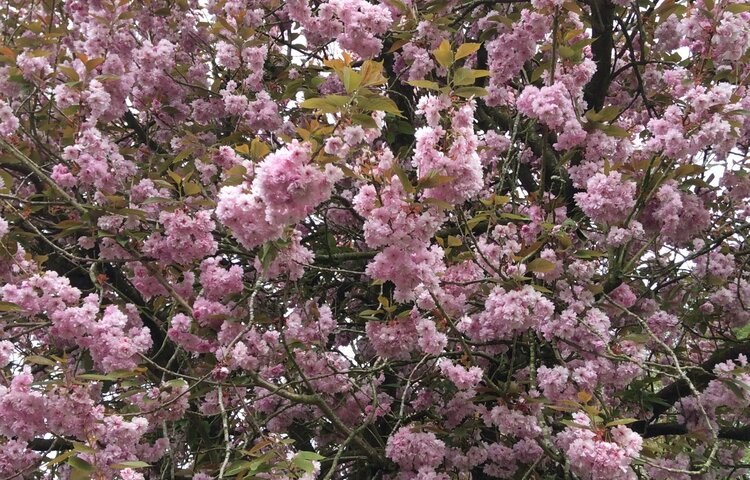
[574, 171, 637, 224]
[0, 100, 18, 137]
[253, 140, 342, 224]
[386, 426, 446, 472]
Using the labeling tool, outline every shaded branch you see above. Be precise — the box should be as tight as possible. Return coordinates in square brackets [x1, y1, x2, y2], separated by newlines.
[634, 423, 750, 442]
[648, 341, 750, 419]
[583, 0, 614, 111]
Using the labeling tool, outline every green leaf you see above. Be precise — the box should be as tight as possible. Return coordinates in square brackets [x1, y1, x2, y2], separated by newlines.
[383, 0, 409, 12]
[171, 147, 194, 165]
[531, 63, 548, 82]
[182, 182, 203, 196]
[166, 170, 182, 186]
[0, 301, 22, 311]
[72, 442, 96, 454]
[112, 461, 150, 469]
[605, 418, 639, 427]
[727, 3, 750, 13]
[532, 284, 553, 294]
[599, 124, 630, 138]
[585, 105, 620, 122]
[392, 163, 415, 194]
[58, 65, 80, 82]
[356, 96, 402, 116]
[166, 378, 189, 388]
[558, 45, 577, 60]
[76, 373, 113, 381]
[46, 450, 77, 466]
[453, 68, 490, 86]
[735, 322, 750, 340]
[341, 68, 363, 93]
[418, 173, 454, 189]
[433, 39, 454, 68]
[26, 355, 55, 366]
[352, 113, 378, 129]
[422, 197, 454, 210]
[574, 249, 606, 259]
[68, 456, 95, 473]
[407, 80, 440, 90]
[453, 86, 488, 98]
[299, 97, 343, 113]
[527, 258, 557, 273]
[500, 212, 530, 221]
[292, 451, 326, 473]
[322, 94, 351, 107]
[455, 42, 481, 60]
[559, 419, 591, 429]
[224, 460, 254, 476]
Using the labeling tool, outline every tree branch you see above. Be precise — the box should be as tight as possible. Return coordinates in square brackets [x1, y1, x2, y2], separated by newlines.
[583, 0, 614, 110]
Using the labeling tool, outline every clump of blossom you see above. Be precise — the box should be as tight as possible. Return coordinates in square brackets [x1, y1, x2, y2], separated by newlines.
[253, 140, 343, 224]
[365, 315, 419, 360]
[0, 100, 19, 137]
[0, 439, 40, 477]
[168, 313, 214, 354]
[0, 369, 46, 440]
[484, 403, 543, 439]
[438, 359, 483, 390]
[538, 365, 576, 402]
[556, 412, 642, 480]
[485, 10, 550, 105]
[366, 244, 445, 302]
[216, 41, 241, 70]
[415, 317, 447, 355]
[460, 285, 554, 341]
[412, 101, 483, 203]
[386, 426, 446, 473]
[199, 257, 243, 300]
[693, 251, 735, 280]
[399, 43, 435, 81]
[609, 283, 637, 309]
[640, 184, 710, 244]
[574, 171, 637, 224]
[62, 128, 136, 193]
[516, 82, 586, 150]
[285, 301, 336, 344]
[355, 177, 444, 250]
[255, 229, 314, 281]
[712, 11, 750, 63]
[287, 0, 393, 58]
[87, 305, 152, 372]
[0, 341, 12, 367]
[216, 186, 284, 249]
[0, 270, 81, 317]
[143, 209, 218, 265]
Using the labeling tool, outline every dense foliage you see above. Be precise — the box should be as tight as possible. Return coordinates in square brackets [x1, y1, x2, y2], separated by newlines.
[1, 0, 750, 478]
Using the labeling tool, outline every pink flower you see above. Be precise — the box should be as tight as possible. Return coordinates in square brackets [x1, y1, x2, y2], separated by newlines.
[253, 140, 342, 224]
[574, 171, 637, 224]
[0, 100, 19, 137]
[438, 359, 483, 390]
[386, 426, 446, 472]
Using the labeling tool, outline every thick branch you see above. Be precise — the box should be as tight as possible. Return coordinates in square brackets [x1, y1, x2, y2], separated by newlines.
[634, 423, 750, 441]
[583, 0, 614, 110]
[648, 341, 750, 419]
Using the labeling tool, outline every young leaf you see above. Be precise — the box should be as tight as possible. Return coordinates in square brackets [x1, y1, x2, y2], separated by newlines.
[527, 258, 557, 273]
[455, 42, 481, 60]
[433, 39, 454, 68]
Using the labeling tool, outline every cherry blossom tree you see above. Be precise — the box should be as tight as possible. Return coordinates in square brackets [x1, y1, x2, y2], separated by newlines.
[1, 0, 750, 478]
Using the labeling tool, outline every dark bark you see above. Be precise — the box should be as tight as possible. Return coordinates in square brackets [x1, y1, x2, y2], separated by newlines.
[583, 0, 614, 111]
